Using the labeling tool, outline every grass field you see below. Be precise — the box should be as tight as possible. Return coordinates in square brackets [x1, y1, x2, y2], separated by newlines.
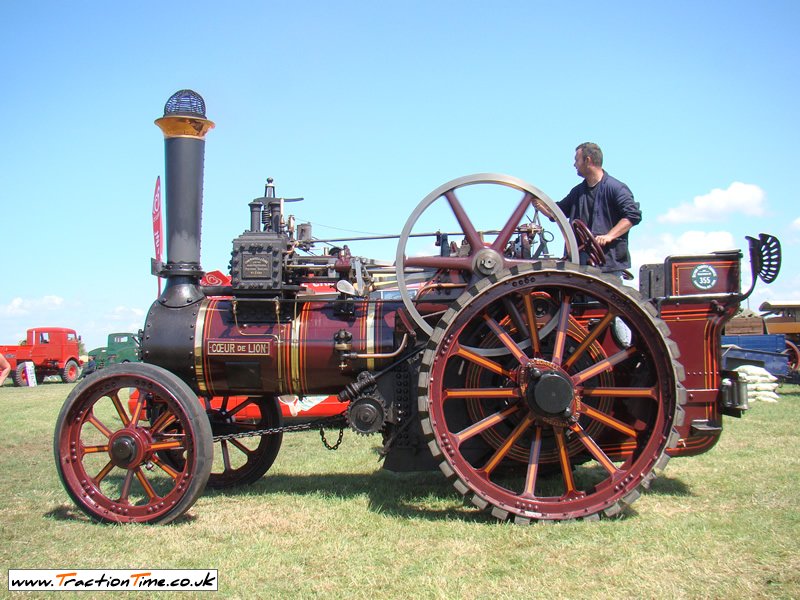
[1, 381, 798, 599]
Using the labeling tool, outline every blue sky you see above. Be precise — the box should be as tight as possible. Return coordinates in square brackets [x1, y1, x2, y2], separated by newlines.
[1, 1, 798, 351]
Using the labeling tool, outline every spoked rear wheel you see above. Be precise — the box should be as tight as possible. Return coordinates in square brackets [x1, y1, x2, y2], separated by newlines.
[418, 261, 685, 523]
[54, 363, 213, 524]
[160, 396, 283, 489]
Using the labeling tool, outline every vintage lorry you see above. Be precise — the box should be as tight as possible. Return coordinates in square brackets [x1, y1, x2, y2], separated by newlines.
[54, 90, 782, 524]
[88, 332, 141, 369]
[2, 327, 82, 386]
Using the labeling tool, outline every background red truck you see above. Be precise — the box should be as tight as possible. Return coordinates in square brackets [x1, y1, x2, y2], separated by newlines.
[0, 327, 82, 386]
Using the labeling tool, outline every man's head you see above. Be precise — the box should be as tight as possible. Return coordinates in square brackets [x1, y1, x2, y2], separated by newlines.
[574, 142, 604, 181]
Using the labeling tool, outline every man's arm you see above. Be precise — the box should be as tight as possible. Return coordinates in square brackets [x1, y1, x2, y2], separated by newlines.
[596, 218, 634, 247]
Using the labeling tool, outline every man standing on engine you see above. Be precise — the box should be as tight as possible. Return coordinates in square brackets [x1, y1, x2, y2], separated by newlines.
[557, 142, 641, 276]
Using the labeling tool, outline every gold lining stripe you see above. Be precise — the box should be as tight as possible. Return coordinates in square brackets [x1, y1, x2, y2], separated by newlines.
[194, 299, 211, 394]
[366, 301, 377, 371]
[290, 313, 303, 394]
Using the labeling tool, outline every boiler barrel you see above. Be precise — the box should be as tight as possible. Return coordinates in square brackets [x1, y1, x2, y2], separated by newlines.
[185, 299, 400, 396]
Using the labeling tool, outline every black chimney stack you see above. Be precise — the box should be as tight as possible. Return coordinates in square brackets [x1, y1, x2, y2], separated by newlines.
[154, 89, 214, 306]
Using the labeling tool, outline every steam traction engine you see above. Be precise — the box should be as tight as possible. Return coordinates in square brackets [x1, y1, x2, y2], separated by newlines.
[54, 91, 782, 524]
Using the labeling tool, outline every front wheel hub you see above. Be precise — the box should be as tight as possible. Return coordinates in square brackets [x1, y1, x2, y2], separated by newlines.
[108, 430, 148, 468]
[524, 366, 575, 417]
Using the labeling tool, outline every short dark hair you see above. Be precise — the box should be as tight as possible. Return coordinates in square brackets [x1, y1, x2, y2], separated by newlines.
[577, 142, 603, 167]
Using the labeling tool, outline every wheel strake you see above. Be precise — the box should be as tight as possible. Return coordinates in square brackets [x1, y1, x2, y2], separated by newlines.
[418, 261, 685, 523]
[53, 363, 213, 524]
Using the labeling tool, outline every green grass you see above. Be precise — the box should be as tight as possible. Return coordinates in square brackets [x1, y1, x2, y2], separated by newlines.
[1, 382, 799, 599]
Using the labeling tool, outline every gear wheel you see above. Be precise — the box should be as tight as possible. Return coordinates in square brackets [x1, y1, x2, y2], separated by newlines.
[346, 394, 388, 435]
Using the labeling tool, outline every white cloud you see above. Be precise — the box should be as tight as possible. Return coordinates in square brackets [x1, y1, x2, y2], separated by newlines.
[1, 295, 64, 317]
[791, 217, 800, 230]
[632, 230, 737, 269]
[658, 182, 765, 224]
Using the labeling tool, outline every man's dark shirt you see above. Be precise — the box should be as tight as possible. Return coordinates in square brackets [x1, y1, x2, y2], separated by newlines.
[557, 171, 641, 272]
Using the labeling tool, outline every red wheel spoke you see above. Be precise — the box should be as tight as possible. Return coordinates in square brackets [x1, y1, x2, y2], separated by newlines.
[87, 412, 114, 439]
[220, 440, 233, 473]
[109, 392, 131, 426]
[522, 425, 543, 497]
[444, 387, 520, 400]
[491, 192, 535, 253]
[580, 406, 638, 439]
[482, 314, 528, 364]
[554, 427, 577, 494]
[230, 438, 255, 455]
[134, 467, 159, 501]
[445, 190, 484, 252]
[454, 344, 513, 378]
[227, 397, 256, 418]
[82, 443, 110, 455]
[149, 410, 177, 435]
[405, 255, 473, 271]
[563, 312, 615, 371]
[118, 469, 135, 504]
[551, 294, 572, 365]
[581, 386, 656, 399]
[149, 439, 185, 452]
[129, 393, 145, 426]
[152, 456, 180, 479]
[572, 347, 637, 384]
[522, 293, 542, 356]
[453, 405, 520, 445]
[93, 460, 115, 484]
[482, 414, 534, 475]
[569, 422, 618, 474]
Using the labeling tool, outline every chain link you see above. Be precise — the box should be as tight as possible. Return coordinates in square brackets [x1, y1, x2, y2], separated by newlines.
[211, 417, 347, 447]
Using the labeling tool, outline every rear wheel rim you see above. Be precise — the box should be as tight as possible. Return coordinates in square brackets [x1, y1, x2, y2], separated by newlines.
[419, 262, 683, 522]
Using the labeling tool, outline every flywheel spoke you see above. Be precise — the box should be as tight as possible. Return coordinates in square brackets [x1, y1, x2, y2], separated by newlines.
[490, 192, 535, 253]
[444, 190, 483, 251]
[405, 255, 472, 271]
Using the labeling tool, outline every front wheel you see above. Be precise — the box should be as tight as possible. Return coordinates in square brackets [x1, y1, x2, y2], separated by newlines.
[61, 359, 80, 383]
[53, 363, 213, 524]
